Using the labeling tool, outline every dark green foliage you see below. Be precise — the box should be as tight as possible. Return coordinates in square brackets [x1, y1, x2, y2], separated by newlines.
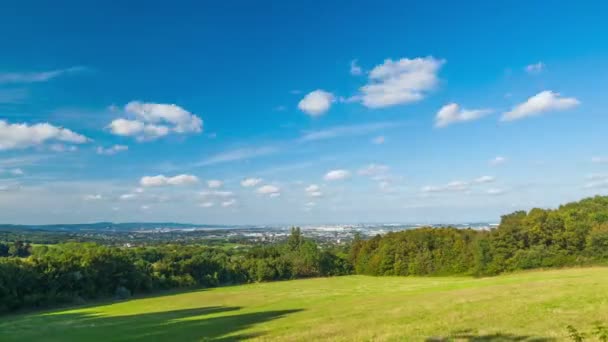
[0, 228, 350, 314]
[351, 196, 608, 276]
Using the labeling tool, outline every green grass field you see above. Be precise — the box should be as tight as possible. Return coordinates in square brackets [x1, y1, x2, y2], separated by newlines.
[2, 267, 608, 341]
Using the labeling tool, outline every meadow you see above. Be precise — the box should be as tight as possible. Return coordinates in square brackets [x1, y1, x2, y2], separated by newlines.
[1, 267, 607, 341]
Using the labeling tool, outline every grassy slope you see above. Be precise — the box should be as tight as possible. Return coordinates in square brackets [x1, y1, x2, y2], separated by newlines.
[2, 267, 608, 341]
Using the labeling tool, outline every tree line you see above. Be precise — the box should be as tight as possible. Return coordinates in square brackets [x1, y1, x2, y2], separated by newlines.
[350, 196, 608, 276]
[0, 227, 351, 314]
[2, 196, 608, 314]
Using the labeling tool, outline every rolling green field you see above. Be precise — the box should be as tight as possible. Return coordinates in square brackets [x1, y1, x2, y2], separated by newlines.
[2, 267, 608, 341]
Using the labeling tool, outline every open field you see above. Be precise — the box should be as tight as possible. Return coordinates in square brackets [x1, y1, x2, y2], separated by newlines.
[2, 267, 608, 341]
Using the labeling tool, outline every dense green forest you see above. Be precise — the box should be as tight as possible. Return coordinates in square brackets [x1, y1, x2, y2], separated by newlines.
[351, 196, 608, 276]
[2, 196, 608, 314]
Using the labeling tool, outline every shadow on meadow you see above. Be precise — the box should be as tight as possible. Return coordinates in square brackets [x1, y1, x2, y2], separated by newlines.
[7, 306, 303, 341]
[426, 329, 556, 342]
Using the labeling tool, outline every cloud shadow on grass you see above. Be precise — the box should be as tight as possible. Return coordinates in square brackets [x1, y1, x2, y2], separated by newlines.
[426, 329, 556, 341]
[7, 306, 303, 341]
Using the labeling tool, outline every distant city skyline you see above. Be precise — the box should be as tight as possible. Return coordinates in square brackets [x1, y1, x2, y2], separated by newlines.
[1, 1, 608, 224]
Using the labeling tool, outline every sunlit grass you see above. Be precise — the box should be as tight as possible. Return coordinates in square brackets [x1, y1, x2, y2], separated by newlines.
[2, 267, 608, 341]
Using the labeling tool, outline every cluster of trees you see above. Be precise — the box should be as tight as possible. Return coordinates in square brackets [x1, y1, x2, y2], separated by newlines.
[351, 196, 608, 276]
[0, 228, 350, 314]
[0, 241, 32, 258]
[3, 196, 608, 314]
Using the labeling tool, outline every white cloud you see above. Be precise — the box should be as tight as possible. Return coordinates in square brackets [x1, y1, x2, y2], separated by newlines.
[0, 120, 89, 150]
[305, 184, 320, 192]
[221, 199, 237, 207]
[305, 184, 323, 197]
[435, 103, 493, 127]
[421, 180, 469, 193]
[359, 57, 444, 108]
[96, 145, 128, 155]
[525, 62, 545, 74]
[197, 146, 277, 166]
[350, 59, 362, 76]
[269, 192, 281, 198]
[474, 176, 496, 184]
[358, 164, 389, 177]
[108, 101, 203, 141]
[298, 90, 335, 116]
[0, 66, 87, 84]
[241, 178, 262, 187]
[207, 180, 223, 189]
[200, 190, 234, 198]
[502, 91, 579, 121]
[371, 136, 385, 144]
[1, 168, 24, 176]
[299, 121, 399, 142]
[120, 193, 137, 200]
[49, 144, 79, 153]
[83, 194, 102, 201]
[200, 202, 214, 208]
[140, 174, 199, 187]
[445, 181, 469, 191]
[257, 184, 281, 196]
[324, 169, 351, 181]
[490, 156, 507, 166]
[140, 205, 150, 210]
[486, 188, 506, 196]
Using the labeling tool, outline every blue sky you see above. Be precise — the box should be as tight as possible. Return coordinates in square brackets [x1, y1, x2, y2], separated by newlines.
[1, 1, 608, 224]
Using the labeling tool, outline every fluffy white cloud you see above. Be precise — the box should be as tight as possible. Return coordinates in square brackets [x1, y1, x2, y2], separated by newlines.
[108, 101, 203, 141]
[241, 178, 262, 187]
[359, 57, 444, 108]
[350, 59, 362, 75]
[435, 103, 492, 127]
[525, 62, 545, 74]
[474, 176, 496, 184]
[96, 145, 128, 155]
[0, 120, 89, 150]
[502, 91, 579, 121]
[490, 156, 507, 166]
[207, 180, 223, 189]
[257, 185, 281, 196]
[83, 194, 102, 201]
[298, 90, 335, 116]
[200, 202, 214, 208]
[140, 174, 199, 187]
[305, 184, 323, 197]
[324, 169, 351, 181]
